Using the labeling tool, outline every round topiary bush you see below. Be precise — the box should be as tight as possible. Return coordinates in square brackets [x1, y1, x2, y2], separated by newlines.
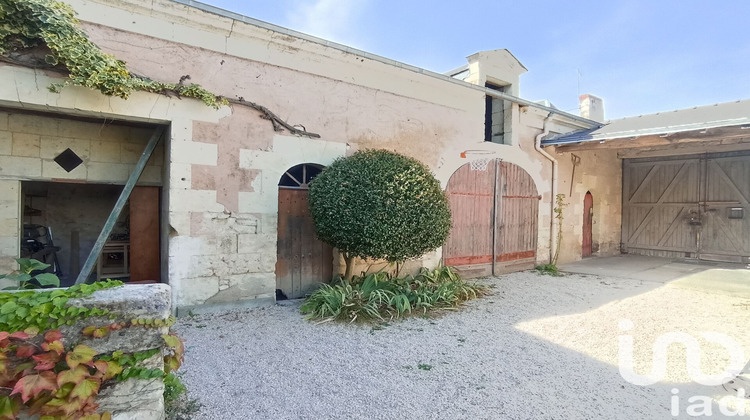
[308, 149, 452, 278]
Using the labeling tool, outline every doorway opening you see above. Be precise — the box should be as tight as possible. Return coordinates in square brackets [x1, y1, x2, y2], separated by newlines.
[275, 163, 333, 300]
[20, 181, 161, 286]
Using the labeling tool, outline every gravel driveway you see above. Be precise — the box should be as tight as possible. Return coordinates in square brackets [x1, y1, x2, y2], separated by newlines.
[174, 270, 750, 419]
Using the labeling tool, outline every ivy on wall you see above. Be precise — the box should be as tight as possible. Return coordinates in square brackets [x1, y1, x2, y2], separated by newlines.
[0, 0, 226, 108]
[0, 0, 321, 137]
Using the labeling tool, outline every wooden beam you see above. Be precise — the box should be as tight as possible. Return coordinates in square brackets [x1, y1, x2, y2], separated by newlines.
[551, 129, 750, 153]
[75, 127, 165, 284]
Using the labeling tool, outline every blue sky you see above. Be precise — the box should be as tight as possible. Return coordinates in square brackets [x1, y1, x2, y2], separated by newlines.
[201, 0, 749, 120]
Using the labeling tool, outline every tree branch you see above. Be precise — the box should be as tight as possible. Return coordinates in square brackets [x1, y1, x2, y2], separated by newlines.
[228, 97, 320, 138]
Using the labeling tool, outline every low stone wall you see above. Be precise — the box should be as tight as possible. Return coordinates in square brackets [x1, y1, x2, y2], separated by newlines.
[69, 284, 171, 420]
[16, 283, 172, 420]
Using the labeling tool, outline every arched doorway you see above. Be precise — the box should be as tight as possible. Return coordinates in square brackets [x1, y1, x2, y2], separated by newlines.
[276, 163, 333, 299]
[583, 191, 593, 257]
[443, 160, 539, 277]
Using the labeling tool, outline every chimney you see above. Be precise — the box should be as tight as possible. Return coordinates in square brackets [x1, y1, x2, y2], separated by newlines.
[579, 94, 604, 123]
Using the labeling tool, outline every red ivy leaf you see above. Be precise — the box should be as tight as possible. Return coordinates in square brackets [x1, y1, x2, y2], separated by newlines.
[16, 345, 36, 359]
[44, 330, 62, 343]
[10, 371, 57, 403]
[32, 351, 61, 371]
[0, 333, 9, 342]
[8, 332, 28, 340]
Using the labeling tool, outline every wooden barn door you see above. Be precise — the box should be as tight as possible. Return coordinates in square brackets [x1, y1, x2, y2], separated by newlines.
[622, 151, 750, 263]
[582, 192, 593, 257]
[276, 164, 332, 299]
[444, 160, 539, 277]
[699, 154, 750, 262]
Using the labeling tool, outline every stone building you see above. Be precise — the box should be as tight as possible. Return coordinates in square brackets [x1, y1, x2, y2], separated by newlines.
[2, 0, 745, 314]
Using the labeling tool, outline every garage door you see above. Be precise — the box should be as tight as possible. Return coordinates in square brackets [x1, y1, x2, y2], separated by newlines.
[622, 151, 750, 263]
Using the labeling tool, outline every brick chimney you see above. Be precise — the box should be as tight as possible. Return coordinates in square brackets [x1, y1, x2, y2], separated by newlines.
[579, 94, 604, 123]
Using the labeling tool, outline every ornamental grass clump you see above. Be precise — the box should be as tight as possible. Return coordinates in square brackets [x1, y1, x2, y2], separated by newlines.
[300, 266, 487, 323]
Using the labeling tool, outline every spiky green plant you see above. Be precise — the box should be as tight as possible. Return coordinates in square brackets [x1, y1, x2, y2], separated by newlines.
[300, 267, 487, 323]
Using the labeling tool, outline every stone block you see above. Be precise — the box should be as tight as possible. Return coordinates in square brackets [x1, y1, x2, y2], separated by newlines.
[0, 218, 18, 236]
[98, 124, 131, 142]
[138, 165, 164, 185]
[172, 275, 220, 306]
[171, 140, 217, 166]
[238, 233, 275, 254]
[0, 112, 7, 130]
[121, 142, 144, 164]
[57, 118, 102, 140]
[86, 162, 130, 183]
[11, 133, 40, 157]
[0, 131, 11, 155]
[40, 136, 90, 160]
[169, 163, 192, 190]
[169, 189, 223, 212]
[91, 140, 121, 163]
[8, 113, 58, 136]
[0, 156, 41, 177]
[205, 273, 275, 303]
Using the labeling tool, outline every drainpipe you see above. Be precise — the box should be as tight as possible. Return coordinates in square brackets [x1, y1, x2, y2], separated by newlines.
[534, 113, 557, 263]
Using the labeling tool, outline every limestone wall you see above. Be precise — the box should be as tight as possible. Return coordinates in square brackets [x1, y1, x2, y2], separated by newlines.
[555, 149, 623, 262]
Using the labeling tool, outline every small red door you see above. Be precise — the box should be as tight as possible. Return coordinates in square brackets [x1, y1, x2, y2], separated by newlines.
[582, 192, 593, 257]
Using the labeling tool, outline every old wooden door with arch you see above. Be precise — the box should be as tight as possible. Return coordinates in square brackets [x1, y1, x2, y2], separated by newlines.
[443, 159, 540, 277]
[276, 163, 333, 299]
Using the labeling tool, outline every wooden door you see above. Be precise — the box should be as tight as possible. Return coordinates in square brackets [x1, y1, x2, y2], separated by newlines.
[494, 161, 539, 272]
[622, 157, 701, 257]
[276, 163, 332, 299]
[443, 160, 539, 277]
[622, 152, 750, 263]
[582, 192, 593, 257]
[443, 160, 496, 275]
[129, 186, 160, 282]
[699, 154, 750, 262]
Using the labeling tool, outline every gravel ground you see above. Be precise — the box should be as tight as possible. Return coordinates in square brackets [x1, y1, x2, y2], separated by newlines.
[173, 271, 750, 419]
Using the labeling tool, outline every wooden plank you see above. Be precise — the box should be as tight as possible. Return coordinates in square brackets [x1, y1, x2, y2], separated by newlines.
[75, 127, 164, 284]
[129, 186, 160, 282]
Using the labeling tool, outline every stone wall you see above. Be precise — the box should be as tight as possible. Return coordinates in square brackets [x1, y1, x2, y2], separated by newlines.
[60, 283, 171, 420]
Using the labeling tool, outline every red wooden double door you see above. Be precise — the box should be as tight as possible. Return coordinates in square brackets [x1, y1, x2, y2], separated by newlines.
[443, 160, 540, 277]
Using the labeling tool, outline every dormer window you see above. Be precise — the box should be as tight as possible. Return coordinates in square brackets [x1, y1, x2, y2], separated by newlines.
[484, 83, 510, 144]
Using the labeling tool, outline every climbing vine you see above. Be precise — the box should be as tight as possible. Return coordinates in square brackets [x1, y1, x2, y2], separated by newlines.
[0, 0, 321, 137]
[0, 0, 225, 108]
[552, 193, 567, 266]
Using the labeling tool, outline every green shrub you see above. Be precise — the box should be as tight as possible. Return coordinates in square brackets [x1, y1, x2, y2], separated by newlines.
[300, 266, 487, 322]
[308, 149, 451, 279]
